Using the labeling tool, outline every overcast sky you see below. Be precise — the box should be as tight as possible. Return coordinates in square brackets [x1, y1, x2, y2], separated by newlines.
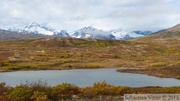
[0, 0, 180, 31]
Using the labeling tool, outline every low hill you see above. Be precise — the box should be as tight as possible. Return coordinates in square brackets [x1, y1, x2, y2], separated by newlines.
[135, 24, 180, 40]
[132, 24, 180, 54]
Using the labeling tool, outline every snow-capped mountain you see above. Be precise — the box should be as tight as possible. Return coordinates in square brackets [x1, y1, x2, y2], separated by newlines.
[54, 30, 70, 37]
[23, 22, 55, 35]
[109, 29, 153, 40]
[8, 22, 70, 37]
[72, 26, 115, 39]
[7, 22, 154, 40]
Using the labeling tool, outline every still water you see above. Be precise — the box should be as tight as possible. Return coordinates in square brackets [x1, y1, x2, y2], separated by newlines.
[0, 68, 180, 87]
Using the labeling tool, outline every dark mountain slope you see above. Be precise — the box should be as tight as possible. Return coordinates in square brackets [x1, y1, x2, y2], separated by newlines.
[0, 29, 48, 40]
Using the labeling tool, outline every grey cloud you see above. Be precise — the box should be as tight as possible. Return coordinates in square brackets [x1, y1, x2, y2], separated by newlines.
[0, 0, 180, 31]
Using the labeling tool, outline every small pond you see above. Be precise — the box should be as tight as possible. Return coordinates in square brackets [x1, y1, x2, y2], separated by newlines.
[0, 68, 180, 87]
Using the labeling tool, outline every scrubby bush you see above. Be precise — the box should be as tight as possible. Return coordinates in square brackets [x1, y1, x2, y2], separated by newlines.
[30, 91, 48, 101]
[0, 82, 9, 100]
[8, 85, 33, 101]
[52, 83, 79, 100]
[0, 81, 179, 100]
[81, 81, 130, 97]
[7, 81, 52, 101]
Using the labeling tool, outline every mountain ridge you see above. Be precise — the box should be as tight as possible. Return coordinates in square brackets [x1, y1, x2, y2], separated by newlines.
[6, 22, 154, 40]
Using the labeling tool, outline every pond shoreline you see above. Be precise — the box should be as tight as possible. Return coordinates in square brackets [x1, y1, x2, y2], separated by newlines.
[116, 67, 180, 80]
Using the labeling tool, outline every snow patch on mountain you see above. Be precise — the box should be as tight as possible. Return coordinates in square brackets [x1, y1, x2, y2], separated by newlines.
[109, 29, 153, 40]
[8, 22, 70, 37]
[54, 30, 70, 37]
[72, 26, 115, 39]
[23, 22, 55, 35]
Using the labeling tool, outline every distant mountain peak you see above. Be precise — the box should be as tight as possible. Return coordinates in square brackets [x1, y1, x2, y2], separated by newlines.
[25, 22, 40, 29]
[78, 26, 100, 32]
[7, 22, 69, 36]
[31, 21, 39, 25]
[71, 26, 116, 39]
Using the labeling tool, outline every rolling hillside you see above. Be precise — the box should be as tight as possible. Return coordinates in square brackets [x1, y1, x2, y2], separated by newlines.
[126, 24, 180, 79]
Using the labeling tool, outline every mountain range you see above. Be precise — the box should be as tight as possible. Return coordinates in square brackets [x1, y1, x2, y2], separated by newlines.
[5, 22, 153, 40]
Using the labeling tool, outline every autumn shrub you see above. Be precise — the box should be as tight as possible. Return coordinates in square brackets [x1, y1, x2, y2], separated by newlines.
[24, 80, 52, 100]
[80, 87, 94, 98]
[82, 81, 130, 97]
[92, 81, 112, 95]
[2, 81, 179, 100]
[51, 83, 79, 100]
[8, 85, 33, 101]
[27, 80, 50, 92]
[108, 86, 130, 95]
[0, 83, 9, 100]
[30, 91, 48, 101]
[7, 81, 52, 101]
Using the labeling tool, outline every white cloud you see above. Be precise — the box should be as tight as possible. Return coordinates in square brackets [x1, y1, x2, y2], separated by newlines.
[0, 0, 180, 31]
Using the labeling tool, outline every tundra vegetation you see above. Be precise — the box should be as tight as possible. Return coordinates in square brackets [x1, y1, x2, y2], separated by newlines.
[0, 81, 180, 101]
